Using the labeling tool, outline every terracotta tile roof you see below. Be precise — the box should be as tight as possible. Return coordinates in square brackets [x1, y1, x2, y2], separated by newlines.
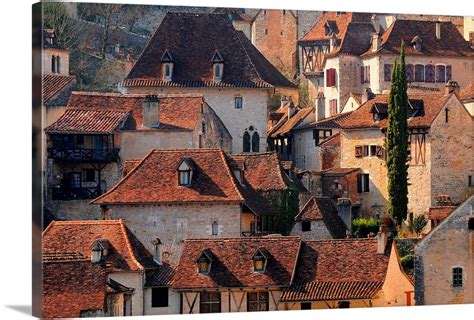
[42, 74, 76, 103]
[340, 93, 450, 129]
[230, 152, 289, 192]
[172, 237, 301, 289]
[295, 197, 347, 239]
[42, 220, 157, 271]
[319, 132, 341, 147]
[298, 111, 353, 130]
[362, 19, 474, 57]
[460, 80, 474, 100]
[44, 108, 130, 133]
[42, 260, 107, 318]
[145, 264, 176, 287]
[123, 159, 141, 176]
[93, 149, 244, 205]
[323, 167, 359, 175]
[342, 92, 363, 110]
[281, 280, 383, 302]
[65, 92, 206, 131]
[282, 239, 389, 301]
[428, 206, 457, 221]
[122, 13, 296, 89]
[270, 107, 314, 137]
[326, 22, 375, 58]
[42, 251, 86, 262]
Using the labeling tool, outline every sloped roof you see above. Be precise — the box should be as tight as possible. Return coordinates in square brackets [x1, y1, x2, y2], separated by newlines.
[42, 220, 157, 271]
[123, 159, 141, 176]
[362, 19, 474, 57]
[270, 107, 314, 137]
[42, 260, 107, 318]
[93, 149, 244, 205]
[172, 237, 301, 289]
[340, 93, 451, 129]
[44, 109, 130, 134]
[42, 74, 76, 103]
[281, 239, 389, 301]
[326, 22, 375, 58]
[295, 197, 347, 239]
[64, 92, 207, 131]
[122, 13, 296, 89]
[297, 111, 353, 130]
[428, 206, 457, 221]
[460, 80, 474, 101]
[230, 152, 289, 192]
[145, 264, 176, 287]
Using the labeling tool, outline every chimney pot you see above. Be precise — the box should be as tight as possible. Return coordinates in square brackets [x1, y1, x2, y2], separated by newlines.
[435, 194, 453, 206]
[377, 224, 388, 254]
[143, 95, 160, 128]
[336, 197, 352, 234]
[362, 88, 375, 104]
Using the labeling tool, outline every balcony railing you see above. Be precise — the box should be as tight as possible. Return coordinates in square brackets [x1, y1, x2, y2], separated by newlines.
[48, 148, 120, 162]
[52, 187, 101, 200]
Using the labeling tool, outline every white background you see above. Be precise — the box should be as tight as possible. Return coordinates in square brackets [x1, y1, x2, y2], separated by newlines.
[0, 0, 473, 319]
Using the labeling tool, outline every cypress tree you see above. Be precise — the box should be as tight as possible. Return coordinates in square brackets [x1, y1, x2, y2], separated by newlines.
[386, 41, 409, 227]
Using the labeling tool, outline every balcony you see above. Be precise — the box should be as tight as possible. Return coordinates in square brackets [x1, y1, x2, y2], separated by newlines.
[48, 148, 120, 162]
[52, 187, 101, 200]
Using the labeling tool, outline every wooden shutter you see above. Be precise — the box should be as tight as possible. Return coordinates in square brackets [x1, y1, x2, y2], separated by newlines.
[364, 174, 370, 192]
[384, 64, 392, 81]
[376, 146, 384, 158]
[367, 65, 370, 82]
[446, 65, 452, 81]
[326, 68, 336, 87]
[357, 174, 362, 192]
[425, 64, 435, 83]
[406, 64, 414, 82]
[360, 66, 365, 84]
[355, 146, 363, 158]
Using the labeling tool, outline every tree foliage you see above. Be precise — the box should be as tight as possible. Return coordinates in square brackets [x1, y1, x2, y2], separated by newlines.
[43, 2, 85, 49]
[408, 214, 428, 237]
[352, 218, 380, 238]
[271, 188, 300, 235]
[386, 41, 409, 226]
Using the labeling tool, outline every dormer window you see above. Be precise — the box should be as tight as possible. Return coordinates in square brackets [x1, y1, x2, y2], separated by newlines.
[411, 36, 422, 51]
[177, 158, 194, 186]
[252, 248, 269, 272]
[90, 239, 109, 264]
[161, 49, 174, 81]
[211, 51, 224, 82]
[197, 249, 213, 274]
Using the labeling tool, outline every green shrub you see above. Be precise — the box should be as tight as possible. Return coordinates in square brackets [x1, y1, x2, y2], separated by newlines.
[400, 253, 415, 275]
[352, 218, 380, 238]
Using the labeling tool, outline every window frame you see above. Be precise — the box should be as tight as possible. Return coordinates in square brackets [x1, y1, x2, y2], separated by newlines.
[211, 221, 218, 236]
[151, 287, 169, 308]
[452, 267, 463, 288]
[247, 292, 269, 312]
[234, 96, 243, 109]
[301, 220, 312, 232]
[178, 170, 191, 186]
[83, 168, 96, 183]
[436, 64, 446, 83]
[200, 292, 221, 313]
[414, 64, 425, 82]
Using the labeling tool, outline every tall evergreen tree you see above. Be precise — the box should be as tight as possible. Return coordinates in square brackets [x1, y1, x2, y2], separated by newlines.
[386, 41, 409, 226]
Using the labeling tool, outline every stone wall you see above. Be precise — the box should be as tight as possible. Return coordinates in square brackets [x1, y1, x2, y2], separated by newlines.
[144, 287, 180, 315]
[104, 203, 242, 263]
[290, 220, 333, 240]
[126, 87, 269, 154]
[43, 48, 70, 75]
[108, 272, 144, 316]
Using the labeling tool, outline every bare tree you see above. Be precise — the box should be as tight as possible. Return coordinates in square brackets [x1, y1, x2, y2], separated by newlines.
[42, 2, 85, 49]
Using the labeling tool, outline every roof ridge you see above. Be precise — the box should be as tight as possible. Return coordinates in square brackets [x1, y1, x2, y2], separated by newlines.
[119, 220, 144, 270]
[183, 236, 301, 242]
[45, 220, 122, 225]
[71, 91, 205, 98]
[305, 238, 378, 243]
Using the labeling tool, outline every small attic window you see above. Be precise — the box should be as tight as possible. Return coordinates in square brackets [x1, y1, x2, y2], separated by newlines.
[177, 158, 194, 186]
[252, 248, 269, 272]
[90, 239, 109, 264]
[161, 49, 174, 81]
[212, 51, 224, 82]
[197, 249, 213, 274]
[412, 36, 422, 51]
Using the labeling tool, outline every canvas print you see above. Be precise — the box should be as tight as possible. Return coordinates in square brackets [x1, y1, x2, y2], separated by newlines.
[34, 1, 474, 318]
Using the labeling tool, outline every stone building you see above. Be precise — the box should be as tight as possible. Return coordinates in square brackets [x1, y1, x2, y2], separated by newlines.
[213, 7, 252, 39]
[173, 236, 301, 313]
[414, 196, 474, 305]
[280, 234, 414, 309]
[298, 12, 474, 120]
[92, 149, 276, 263]
[44, 92, 231, 220]
[119, 12, 298, 153]
[290, 197, 347, 240]
[339, 86, 474, 218]
[42, 220, 177, 317]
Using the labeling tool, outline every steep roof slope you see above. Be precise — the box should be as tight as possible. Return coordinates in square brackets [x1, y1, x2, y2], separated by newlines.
[122, 13, 296, 89]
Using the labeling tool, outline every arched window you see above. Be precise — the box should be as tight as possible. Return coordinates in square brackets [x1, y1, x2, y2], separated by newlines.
[51, 55, 56, 73]
[211, 221, 218, 235]
[251, 132, 260, 152]
[243, 131, 251, 152]
[215, 64, 221, 78]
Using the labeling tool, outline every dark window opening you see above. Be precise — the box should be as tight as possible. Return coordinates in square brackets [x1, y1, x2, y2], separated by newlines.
[370, 145, 377, 157]
[445, 108, 449, 123]
[452, 267, 463, 287]
[301, 302, 311, 310]
[83, 169, 95, 182]
[151, 287, 169, 308]
[338, 301, 351, 308]
[247, 292, 269, 312]
[357, 174, 370, 193]
[243, 131, 251, 152]
[302, 221, 311, 232]
[200, 292, 221, 313]
[415, 64, 425, 82]
[468, 217, 474, 230]
[235, 97, 243, 109]
[469, 175, 473, 187]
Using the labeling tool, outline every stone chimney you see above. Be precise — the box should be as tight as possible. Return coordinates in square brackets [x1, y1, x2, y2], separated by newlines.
[444, 80, 460, 96]
[152, 238, 163, 265]
[143, 95, 160, 128]
[372, 33, 381, 52]
[377, 225, 389, 254]
[435, 194, 453, 206]
[362, 88, 375, 104]
[316, 93, 326, 121]
[336, 198, 352, 234]
[436, 21, 441, 40]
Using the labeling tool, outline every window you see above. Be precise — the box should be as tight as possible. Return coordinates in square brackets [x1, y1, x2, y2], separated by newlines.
[201, 122, 206, 134]
[329, 99, 338, 116]
[384, 64, 392, 81]
[163, 62, 173, 81]
[425, 64, 435, 83]
[197, 255, 211, 274]
[436, 65, 446, 83]
[360, 65, 370, 83]
[251, 132, 260, 152]
[445, 108, 449, 123]
[244, 127, 259, 153]
[247, 292, 269, 312]
[165, 64, 170, 78]
[314, 129, 332, 146]
[338, 301, 351, 308]
[370, 145, 377, 157]
[200, 292, 221, 313]
[56, 56, 60, 74]
[151, 288, 169, 308]
[177, 159, 193, 186]
[355, 145, 363, 158]
[469, 175, 472, 187]
[253, 250, 267, 272]
[301, 302, 311, 310]
[363, 145, 370, 157]
[265, 29, 268, 35]
[446, 65, 452, 81]
[415, 64, 425, 82]
[83, 169, 95, 182]
[452, 267, 463, 287]
[406, 64, 414, 82]
[51, 55, 56, 73]
[69, 172, 81, 188]
[302, 221, 311, 232]
[326, 68, 336, 87]
[243, 131, 251, 152]
[211, 221, 218, 235]
[357, 173, 370, 193]
[214, 64, 221, 79]
[235, 96, 243, 109]
[179, 170, 191, 185]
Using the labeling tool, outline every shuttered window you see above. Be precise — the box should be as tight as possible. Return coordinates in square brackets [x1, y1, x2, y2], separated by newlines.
[384, 64, 392, 81]
[329, 99, 338, 116]
[446, 65, 452, 81]
[357, 174, 370, 193]
[415, 64, 424, 82]
[406, 64, 414, 82]
[355, 146, 363, 158]
[425, 64, 435, 83]
[326, 68, 336, 87]
[361, 66, 370, 83]
[436, 65, 446, 83]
